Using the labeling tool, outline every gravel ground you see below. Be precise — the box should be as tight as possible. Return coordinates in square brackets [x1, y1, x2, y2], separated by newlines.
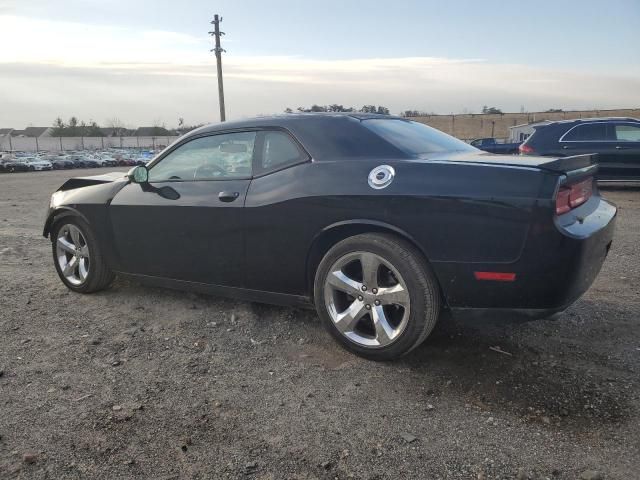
[0, 169, 638, 480]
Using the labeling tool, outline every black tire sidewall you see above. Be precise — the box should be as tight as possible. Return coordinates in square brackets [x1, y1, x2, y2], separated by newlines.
[314, 234, 439, 360]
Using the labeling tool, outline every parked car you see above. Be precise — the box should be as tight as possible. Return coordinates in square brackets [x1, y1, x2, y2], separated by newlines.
[116, 157, 137, 167]
[51, 158, 76, 169]
[68, 156, 98, 168]
[65, 156, 85, 168]
[519, 117, 640, 181]
[470, 137, 521, 154]
[43, 114, 616, 360]
[98, 156, 118, 167]
[23, 157, 53, 171]
[1, 158, 30, 172]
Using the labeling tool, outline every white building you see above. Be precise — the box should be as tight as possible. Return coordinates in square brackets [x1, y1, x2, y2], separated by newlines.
[508, 120, 552, 143]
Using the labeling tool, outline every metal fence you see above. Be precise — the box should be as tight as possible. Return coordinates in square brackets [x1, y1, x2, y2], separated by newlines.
[0, 136, 180, 152]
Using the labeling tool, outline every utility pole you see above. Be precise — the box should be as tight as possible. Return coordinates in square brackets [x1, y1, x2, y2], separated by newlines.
[209, 14, 226, 122]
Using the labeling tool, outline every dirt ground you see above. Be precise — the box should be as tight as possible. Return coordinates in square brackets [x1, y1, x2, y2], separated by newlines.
[1, 169, 638, 480]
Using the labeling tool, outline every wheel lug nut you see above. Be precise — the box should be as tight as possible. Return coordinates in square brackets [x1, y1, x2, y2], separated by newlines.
[365, 304, 371, 310]
[372, 288, 378, 294]
[357, 295, 363, 301]
[361, 285, 367, 291]
[375, 300, 380, 306]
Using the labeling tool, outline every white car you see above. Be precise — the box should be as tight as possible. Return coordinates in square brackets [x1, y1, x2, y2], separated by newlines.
[23, 157, 53, 171]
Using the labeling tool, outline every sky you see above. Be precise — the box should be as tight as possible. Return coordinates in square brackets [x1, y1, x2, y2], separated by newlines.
[0, 0, 639, 128]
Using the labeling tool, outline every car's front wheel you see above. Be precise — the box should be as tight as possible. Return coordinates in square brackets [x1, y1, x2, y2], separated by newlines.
[314, 233, 441, 360]
[51, 217, 114, 293]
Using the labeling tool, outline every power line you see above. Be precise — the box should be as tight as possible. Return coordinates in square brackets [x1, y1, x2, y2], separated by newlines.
[209, 14, 226, 122]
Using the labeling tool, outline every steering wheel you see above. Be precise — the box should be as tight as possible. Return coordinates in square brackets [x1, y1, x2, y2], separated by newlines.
[193, 163, 227, 179]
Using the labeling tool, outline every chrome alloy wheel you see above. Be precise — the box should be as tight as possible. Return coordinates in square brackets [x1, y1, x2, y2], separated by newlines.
[56, 224, 90, 286]
[323, 251, 411, 348]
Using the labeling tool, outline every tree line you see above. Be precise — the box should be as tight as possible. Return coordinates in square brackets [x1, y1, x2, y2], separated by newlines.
[285, 105, 390, 115]
[51, 117, 104, 137]
[49, 117, 204, 137]
[50, 117, 133, 137]
[283, 105, 543, 117]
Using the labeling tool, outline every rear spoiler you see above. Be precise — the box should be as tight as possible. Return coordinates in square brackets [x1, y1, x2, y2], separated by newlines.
[541, 154, 599, 183]
[539, 153, 597, 173]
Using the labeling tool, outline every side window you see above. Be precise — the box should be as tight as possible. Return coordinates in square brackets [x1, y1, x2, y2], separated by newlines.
[562, 123, 609, 142]
[615, 124, 640, 142]
[259, 131, 308, 172]
[148, 131, 256, 182]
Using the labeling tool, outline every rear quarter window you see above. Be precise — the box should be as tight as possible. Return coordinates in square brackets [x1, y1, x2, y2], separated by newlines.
[615, 124, 640, 142]
[290, 117, 407, 160]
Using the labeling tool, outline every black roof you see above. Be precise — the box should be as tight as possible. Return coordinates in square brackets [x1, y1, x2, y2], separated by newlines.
[195, 113, 402, 134]
[187, 113, 409, 161]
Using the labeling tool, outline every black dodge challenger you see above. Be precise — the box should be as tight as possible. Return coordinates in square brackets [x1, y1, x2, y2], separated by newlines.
[44, 114, 616, 360]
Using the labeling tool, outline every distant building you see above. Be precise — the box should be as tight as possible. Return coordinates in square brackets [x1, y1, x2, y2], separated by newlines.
[10, 127, 52, 137]
[134, 126, 171, 137]
[99, 127, 135, 137]
[508, 121, 552, 143]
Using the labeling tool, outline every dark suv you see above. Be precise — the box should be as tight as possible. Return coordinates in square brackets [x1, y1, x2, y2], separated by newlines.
[519, 117, 640, 181]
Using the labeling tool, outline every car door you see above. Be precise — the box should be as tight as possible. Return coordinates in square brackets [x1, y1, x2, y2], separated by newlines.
[610, 122, 640, 180]
[109, 130, 257, 287]
[558, 122, 616, 176]
[244, 129, 312, 295]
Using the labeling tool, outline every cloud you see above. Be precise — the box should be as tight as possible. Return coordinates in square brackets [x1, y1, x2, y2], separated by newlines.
[1, 14, 638, 127]
[0, 14, 210, 65]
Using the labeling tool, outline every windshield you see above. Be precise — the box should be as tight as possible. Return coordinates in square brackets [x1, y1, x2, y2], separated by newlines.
[363, 119, 477, 157]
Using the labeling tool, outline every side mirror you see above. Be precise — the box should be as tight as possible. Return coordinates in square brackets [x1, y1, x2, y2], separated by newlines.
[127, 165, 149, 184]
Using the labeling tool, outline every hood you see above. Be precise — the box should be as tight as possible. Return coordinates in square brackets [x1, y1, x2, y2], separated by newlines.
[57, 171, 127, 191]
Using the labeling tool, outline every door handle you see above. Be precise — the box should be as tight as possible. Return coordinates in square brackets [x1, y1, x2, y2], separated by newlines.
[562, 145, 569, 149]
[218, 191, 240, 202]
[615, 146, 628, 150]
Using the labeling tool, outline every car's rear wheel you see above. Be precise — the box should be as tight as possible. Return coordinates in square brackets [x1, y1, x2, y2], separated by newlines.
[314, 233, 441, 360]
[51, 217, 114, 293]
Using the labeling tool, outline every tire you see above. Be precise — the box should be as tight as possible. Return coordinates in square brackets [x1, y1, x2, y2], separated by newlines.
[51, 216, 114, 293]
[314, 233, 441, 361]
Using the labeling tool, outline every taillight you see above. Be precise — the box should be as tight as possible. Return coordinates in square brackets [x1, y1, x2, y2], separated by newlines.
[519, 144, 534, 155]
[555, 178, 593, 215]
[556, 187, 572, 215]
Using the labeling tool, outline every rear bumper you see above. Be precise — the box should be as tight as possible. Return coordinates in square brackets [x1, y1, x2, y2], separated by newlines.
[433, 195, 616, 312]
